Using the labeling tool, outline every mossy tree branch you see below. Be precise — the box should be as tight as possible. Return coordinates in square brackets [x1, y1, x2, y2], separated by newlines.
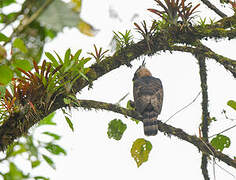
[171, 45, 236, 78]
[1, 13, 236, 153]
[197, 54, 210, 180]
[72, 99, 236, 169]
[200, 0, 227, 18]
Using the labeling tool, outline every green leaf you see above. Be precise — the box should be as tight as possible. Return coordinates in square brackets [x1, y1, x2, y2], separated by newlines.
[65, 116, 74, 131]
[77, 57, 91, 69]
[107, 119, 127, 140]
[4, 162, 29, 180]
[64, 48, 71, 67]
[45, 52, 59, 68]
[42, 154, 55, 169]
[73, 49, 82, 61]
[26, 136, 39, 158]
[126, 100, 135, 110]
[227, 100, 236, 111]
[45, 143, 66, 155]
[210, 134, 231, 152]
[42, 132, 61, 140]
[63, 98, 71, 104]
[0, 65, 13, 85]
[0, 86, 6, 97]
[37, 0, 80, 32]
[54, 51, 63, 65]
[13, 38, 28, 53]
[34, 176, 49, 180]
[126, 100, 139, 124]
[79, 71, 89, 81]
[13, 59, 32, 71]
[7, 143, 26, 157]
[0, 32, 9, 42]
[39, 112, 56, 126]
[0, 0, 16, 7]
[131, 138, 152, 167]
[31, 160, 41, 168]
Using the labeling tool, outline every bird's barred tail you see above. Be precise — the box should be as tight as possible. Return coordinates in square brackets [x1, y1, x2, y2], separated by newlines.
[142, 111, 158, 136]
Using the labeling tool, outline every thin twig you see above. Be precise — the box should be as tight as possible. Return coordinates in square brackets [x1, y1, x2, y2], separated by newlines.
[165, 91, 201, 123]
[116, 93, 129, 105]
[215, 162, 236, 179]
[3, 0, 54, 45]
[209, 123, 236, 138]
[17, 0, 54, 33]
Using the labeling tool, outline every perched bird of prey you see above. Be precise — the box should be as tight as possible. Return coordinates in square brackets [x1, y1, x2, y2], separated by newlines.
[133, 63, 163, 136]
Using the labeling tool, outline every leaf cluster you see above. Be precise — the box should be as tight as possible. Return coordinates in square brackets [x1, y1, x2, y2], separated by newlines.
[113, 30, 134, 50]
[148, 0, 200, 26]
[87, 44, 109, 63]
[0, 112, 65, 179]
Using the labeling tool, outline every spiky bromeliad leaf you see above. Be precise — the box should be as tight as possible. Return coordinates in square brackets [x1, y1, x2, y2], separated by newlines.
[42, 154, 55, 169]
[45, 143, 67, 155]
[107, 119, 127, 140]
[131, 138, 152, 167]
[210, 134, 231, 152]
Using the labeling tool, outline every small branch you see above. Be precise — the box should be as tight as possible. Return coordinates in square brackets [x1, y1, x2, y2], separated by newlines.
[200, 0, 227, 18]
[209, 123, 236, 138]
[17, 0, 54, 33]
[171, 45, 236, 78]
[3, 0, 54, 45]
[165, 91, 201, 123]
[72, 99, 236, 169]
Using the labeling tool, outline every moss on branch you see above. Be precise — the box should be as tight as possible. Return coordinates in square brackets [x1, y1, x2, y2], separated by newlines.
[1, 12, 236, 159]
[74, 99, 236, 169]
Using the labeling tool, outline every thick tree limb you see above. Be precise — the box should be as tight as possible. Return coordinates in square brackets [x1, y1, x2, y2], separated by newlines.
[75, 99, 236, 169]
[200, 0, 227, 18]
[1, 15, 236, 152]
[198, 54, 210, 180]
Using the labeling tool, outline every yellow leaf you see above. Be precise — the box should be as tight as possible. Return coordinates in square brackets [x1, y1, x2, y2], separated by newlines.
[130, 138, 152, 167]
[71, 0, 82, 13]
[78, 20, 97, 37]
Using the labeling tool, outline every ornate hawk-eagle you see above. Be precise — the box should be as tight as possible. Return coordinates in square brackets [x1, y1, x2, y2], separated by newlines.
[133, 64, 163, 136]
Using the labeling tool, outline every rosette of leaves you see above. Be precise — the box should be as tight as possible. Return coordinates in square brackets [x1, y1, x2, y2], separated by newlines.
[148, 0, 182, 25]
[148, 0, 200, 26]
[113, 30, 134, 50]
[45, 48, 91, 94]
[178, 1, 200, 27]
[87, 44, 109, 63]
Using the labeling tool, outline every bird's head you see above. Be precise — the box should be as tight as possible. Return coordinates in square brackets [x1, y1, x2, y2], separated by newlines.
[133, 62, 152, 81]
